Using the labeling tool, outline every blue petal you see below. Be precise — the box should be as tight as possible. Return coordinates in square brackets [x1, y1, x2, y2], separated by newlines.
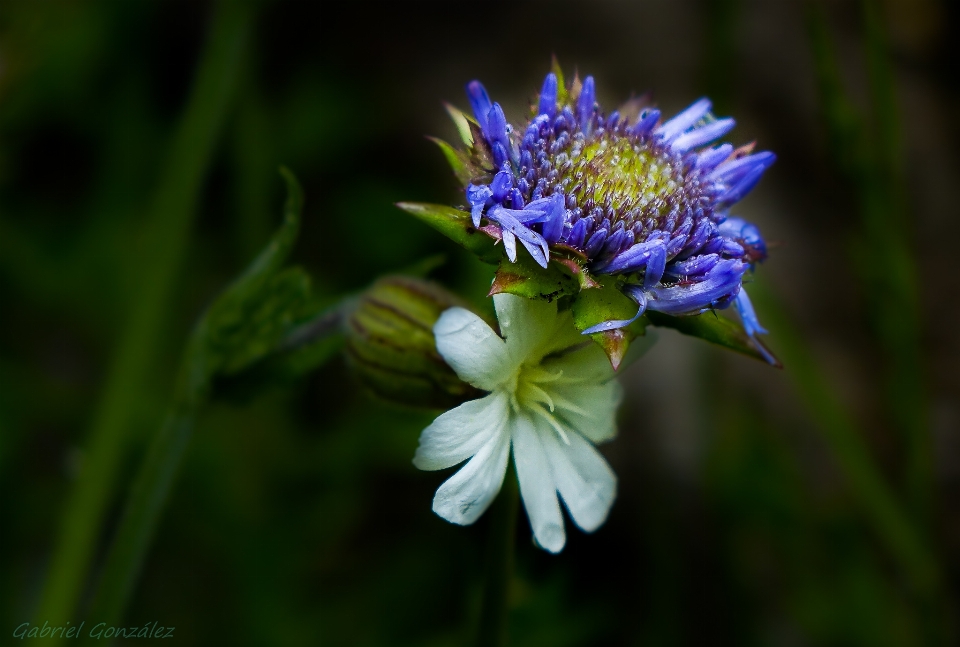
[528, 193, 565, 244]
[643, 243, 667, 289]
[486, 103, 508, 147]
[734, 288, 768, 337]
[467, 184, 491, 204]
[646, 259, 746, 315]
[491, 141, 510, 168]
[565, 218, 588, 248]
[695, 143, 733, 171]
[577, 76, 596, 133]
[674, 218, 716, 260]
[584, 228, 609, 258]
[502, 229, 517, 262]
[466, 81, 492, 129]
[539, 73, 558, 117]
[593, 239, 666, 276]
[466, 184, 493, 227]
[629, 109, 660, 136]
[664, 253, 720, 279]
[707, 151, 776, 184]
[721, 239, 745, 257]
[734, 288, 777, 364]
[598, 227, 626, 259]
[719, 217, 767, 259]
[488, 206, 550, 268]
[718, 164, 766, 204]
[655, 98, 711, 142]
[490, 168, 513, 201]
[671, 118, 736, 153]
[471, 203, 485, 228]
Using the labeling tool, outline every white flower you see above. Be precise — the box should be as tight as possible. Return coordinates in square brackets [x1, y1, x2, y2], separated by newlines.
[413, 293, 624, 553]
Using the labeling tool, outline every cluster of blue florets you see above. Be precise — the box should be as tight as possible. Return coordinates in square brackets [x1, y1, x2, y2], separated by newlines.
[462, 71, 775, 361]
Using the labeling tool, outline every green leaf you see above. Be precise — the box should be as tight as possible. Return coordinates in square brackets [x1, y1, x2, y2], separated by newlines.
[207, 267, 316, 375]
[198, 168, 317, 378]
[644, 310, 781, 366]
[489, 253, 578, 301]
[427, 136, 474, 186]
[395, 202, 501, 264]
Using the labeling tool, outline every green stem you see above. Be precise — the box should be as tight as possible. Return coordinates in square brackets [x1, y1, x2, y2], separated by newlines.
[36, 0, 253, 623]
[476, 465, 520, 647]
[81, 287, 349, 632]
[82, 396, 204, 636]
[78, 325, 211, 637]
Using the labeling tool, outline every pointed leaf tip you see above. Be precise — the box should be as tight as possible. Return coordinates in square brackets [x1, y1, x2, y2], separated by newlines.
[396, 202, 501, 264]
[644, 310, 781, 366]
[427, 136, 473, 185]
[591, 329, 629, 371]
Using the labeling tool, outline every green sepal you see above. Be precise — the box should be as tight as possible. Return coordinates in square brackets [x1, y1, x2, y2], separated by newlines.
[488, 252, 579, 302]
[569, 276, 642, 369]
[427, 136, 475, 186]
[644, 310, 781, 367]
[554, 255, 600, 290]
[396, 202, 501, 264]
[570, 276, 637, 332]
[551, 55, 569, 106]
[467, 120, 495, 172]
[443, 102, 474, 146]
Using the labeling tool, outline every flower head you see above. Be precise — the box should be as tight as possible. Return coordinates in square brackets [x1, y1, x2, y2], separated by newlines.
[413, 293, 625, 552]
[444, 65, 776, 363]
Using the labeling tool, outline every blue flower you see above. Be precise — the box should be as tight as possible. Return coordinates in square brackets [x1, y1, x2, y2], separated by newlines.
[457, 69, 776, 363]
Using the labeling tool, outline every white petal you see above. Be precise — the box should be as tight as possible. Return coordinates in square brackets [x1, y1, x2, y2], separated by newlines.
[542, 429, 617, 532]
[511, 413, 566, 553]
[413, 392, 509, 471]
[431, 424, 511, 525]
[434, 307, 514, 391]
[493, 294, 582, 362]
[550, 380, 623, 444]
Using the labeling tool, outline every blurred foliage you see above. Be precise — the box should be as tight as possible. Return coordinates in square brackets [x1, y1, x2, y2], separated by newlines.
[1, 1, 957, 646]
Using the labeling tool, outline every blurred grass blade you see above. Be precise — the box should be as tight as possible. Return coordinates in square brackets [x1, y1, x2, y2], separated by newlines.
[808, 2, 929, 519]
[36, 0, 255, 622]
[859, 0, 929, 520]
[753, 281, 938, 595]
[83, 170, 329, 630]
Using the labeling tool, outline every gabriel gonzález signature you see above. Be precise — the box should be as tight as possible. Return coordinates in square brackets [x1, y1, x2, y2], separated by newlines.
[13, 621, 174, 639]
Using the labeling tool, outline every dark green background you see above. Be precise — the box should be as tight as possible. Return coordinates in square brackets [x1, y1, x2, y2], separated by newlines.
[1, 1, 957, 645]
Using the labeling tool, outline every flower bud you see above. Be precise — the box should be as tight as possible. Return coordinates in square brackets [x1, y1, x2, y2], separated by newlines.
[345, 276, 482, 409]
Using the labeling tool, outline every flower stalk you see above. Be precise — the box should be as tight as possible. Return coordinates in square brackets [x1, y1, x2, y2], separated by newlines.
[476, 464, 520, 647]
